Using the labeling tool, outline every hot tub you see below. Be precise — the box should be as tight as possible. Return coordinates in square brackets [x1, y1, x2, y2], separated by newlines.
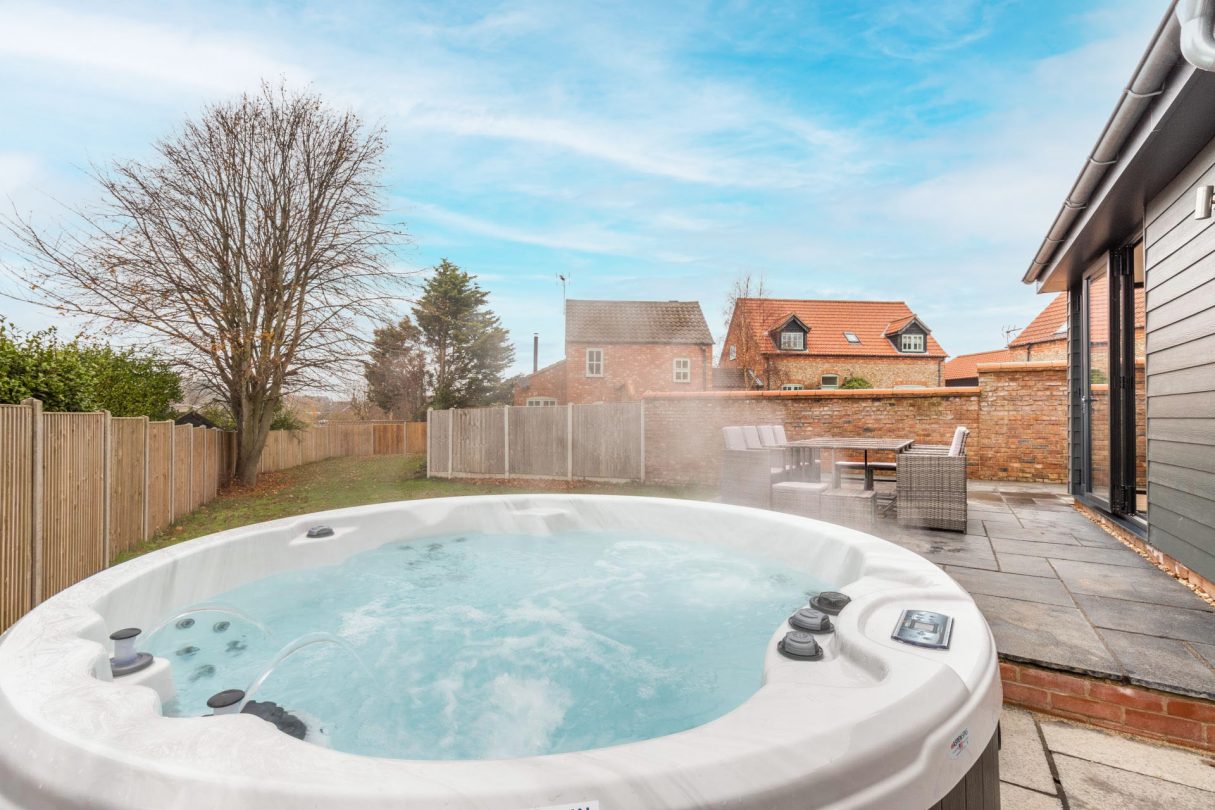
[0, 496, 1001, 809]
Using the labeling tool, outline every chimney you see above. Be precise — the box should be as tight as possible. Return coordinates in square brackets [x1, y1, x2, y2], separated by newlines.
[533, 333, 539, 373]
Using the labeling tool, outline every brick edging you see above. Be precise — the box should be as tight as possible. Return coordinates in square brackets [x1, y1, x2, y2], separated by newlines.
[1072, 501, 1215, 605]
[1000, 660, 1215, 752]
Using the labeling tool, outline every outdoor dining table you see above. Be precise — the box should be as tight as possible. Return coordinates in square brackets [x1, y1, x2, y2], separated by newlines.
[784, 437, 914, 490]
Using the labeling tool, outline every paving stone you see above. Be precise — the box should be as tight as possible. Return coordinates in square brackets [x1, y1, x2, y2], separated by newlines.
[1039, 717, 1215, 791]
[971, 594, 1121, 677]
[1192, 640, 1215, 668]
[889, 533, 999, 572]
[1052, 754, 1215, 810]
[1073, 594, 1215, 645]
[1096, 629, 1215, 699]
[996, 553, 1057, 578]
[998, 708, 1057, 795]
[1051, 559, 1209, 610]
[946, 567, 1075, 608]
[985, 523, 1081, 544]
[1000, 783, 1063, 809]
[989, 538, 1149, 567]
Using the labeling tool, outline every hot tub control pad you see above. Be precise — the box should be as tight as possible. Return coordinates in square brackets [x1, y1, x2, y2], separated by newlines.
[892, 609, 953, 649]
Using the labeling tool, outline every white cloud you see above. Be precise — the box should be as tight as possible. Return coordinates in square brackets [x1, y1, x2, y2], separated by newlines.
[0, 152, 38, 196]
[0, 4, 306, 94]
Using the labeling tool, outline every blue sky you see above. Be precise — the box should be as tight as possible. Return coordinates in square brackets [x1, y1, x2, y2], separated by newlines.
[0, 0, 1166, 381]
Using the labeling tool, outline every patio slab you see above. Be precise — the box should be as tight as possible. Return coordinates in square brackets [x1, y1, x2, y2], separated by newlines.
[864, 483, 1215, 700]
[999, 710, 1215, 809]
[1096, 629, 1215, 698]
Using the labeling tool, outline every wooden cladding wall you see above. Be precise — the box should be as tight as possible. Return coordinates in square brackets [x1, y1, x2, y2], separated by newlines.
[0, 405, 426, 632]
[0, 405, 33, 632]
[427, 403, 644, 481]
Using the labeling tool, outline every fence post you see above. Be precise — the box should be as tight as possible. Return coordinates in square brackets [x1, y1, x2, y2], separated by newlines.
[447, 410, 454, 479]
[188, 426, 194, 509]
[102, 411, 112, 567]
[566, 404, 573, 481]
[141, 416, 150, 542]
[425, 409, 432, 478]
[503, 406, 510, 479]
[22, 398, 43, 607]
[639, 402, 646, 482]
[168, 422, 176, 522]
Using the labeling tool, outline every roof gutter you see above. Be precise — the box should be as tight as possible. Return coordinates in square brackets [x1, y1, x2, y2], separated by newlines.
[1022, 2, 1182, 285]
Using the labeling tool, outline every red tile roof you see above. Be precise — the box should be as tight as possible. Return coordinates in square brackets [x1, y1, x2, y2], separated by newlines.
[942, 348, 1019, 382]
[566, 299, 712, 344]
[1010, 289, 1145, 347]
[728, 298, 947, 358]
[1009, 293, 1068, 347]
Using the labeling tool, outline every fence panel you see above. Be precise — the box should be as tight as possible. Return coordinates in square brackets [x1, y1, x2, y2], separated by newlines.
[507, 405, 568, 477]
[428, 411, 452, 475]
[406, 422, 427, 454]
[108, 417, 147, 559]
[191, 427, 206, 510]
[0, 405, 33, 631]
[41, 412, 107, 599]
[147, 421, 173, 536]
[173, 425, 192, 518]
[206, 429, 220, 501]
[573, 403, 643, 480]
[452, 408, 505, 476]
[373, 423, 405, 455]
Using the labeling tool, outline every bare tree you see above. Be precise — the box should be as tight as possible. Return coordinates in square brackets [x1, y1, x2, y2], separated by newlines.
[722, 271, 774, 388]
[2, 82, 407, 484]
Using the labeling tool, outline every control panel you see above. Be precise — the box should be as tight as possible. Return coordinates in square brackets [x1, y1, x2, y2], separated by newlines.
[891, 609, 953, 649]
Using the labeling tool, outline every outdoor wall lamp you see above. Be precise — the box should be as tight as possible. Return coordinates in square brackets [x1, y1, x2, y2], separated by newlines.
[1195, 184, 1213, 219]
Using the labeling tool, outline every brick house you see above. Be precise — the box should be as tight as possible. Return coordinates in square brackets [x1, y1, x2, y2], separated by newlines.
[943, 291, 1145, 386]
[513, 299, 714, 405]
[718, 298, 947, 390]
[942, 348, 1020, 388]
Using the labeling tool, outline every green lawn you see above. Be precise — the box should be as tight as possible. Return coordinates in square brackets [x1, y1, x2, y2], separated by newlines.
[116, 455, 709, 563]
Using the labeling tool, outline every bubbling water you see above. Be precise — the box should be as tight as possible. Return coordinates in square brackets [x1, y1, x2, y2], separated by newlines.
[146, 531, 822, 760]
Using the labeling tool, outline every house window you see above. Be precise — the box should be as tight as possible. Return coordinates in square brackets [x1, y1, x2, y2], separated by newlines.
[526, 397, 557, 406]
[843, 331, 860, 344]
[900, 333, 925, 353]
[585, 348, 603, 377]
[820, 374, 840, 389]
[673, 358, 691, 383]
[781, 383, 803, 391]
[780, 331, 805, 350]
[728, 344, 737, 360]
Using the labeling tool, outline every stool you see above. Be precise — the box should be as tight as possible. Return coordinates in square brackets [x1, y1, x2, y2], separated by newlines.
[772, 481, 829, 517]
[821, 487, 876, 530]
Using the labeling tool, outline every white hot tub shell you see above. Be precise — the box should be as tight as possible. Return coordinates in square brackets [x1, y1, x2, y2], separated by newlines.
[0, 495, 1002, 809]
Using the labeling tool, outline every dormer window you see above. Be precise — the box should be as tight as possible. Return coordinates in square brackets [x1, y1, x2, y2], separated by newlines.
[843, 331, 860, 344]
[780, 330, 804, 350]
[900, 333, 925, 353]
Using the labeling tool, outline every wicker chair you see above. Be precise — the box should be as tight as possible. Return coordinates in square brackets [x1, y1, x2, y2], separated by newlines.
[896, 452, 968, 532]
[720, 427, 787, 508]
[905, 426, 970, 457]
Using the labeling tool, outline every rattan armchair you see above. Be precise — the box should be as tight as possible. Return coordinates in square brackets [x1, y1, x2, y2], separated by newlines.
[719, 426, 788, 508]
[896, 452, 968, 532]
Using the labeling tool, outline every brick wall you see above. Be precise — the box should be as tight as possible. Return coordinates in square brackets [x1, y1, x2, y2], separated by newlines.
[762, 355, 943, 389]
[565, 341, 712, 403]
[643, 361, 1071, 486]
[513, 360, 567, 405]
[644, 387, 980, 485]
[1002, 660, 1215, 752]
[974, 362, 1068, 483]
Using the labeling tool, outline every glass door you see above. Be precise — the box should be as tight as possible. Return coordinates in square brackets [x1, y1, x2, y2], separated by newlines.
[1083, 244, 1146, 522]
[1084, 268, 1111, 507]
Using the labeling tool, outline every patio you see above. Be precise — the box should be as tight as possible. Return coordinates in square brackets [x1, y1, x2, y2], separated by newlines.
[869, 480, 1215, 701]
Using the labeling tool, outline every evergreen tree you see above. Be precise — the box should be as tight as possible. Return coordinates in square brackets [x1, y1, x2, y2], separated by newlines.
[412, 260, 514, 410]
[363, 316, 427, 419]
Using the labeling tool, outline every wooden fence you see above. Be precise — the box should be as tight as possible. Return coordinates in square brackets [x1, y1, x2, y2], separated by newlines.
[427, 403, 644, 482]
[0, 401, 427, 631]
